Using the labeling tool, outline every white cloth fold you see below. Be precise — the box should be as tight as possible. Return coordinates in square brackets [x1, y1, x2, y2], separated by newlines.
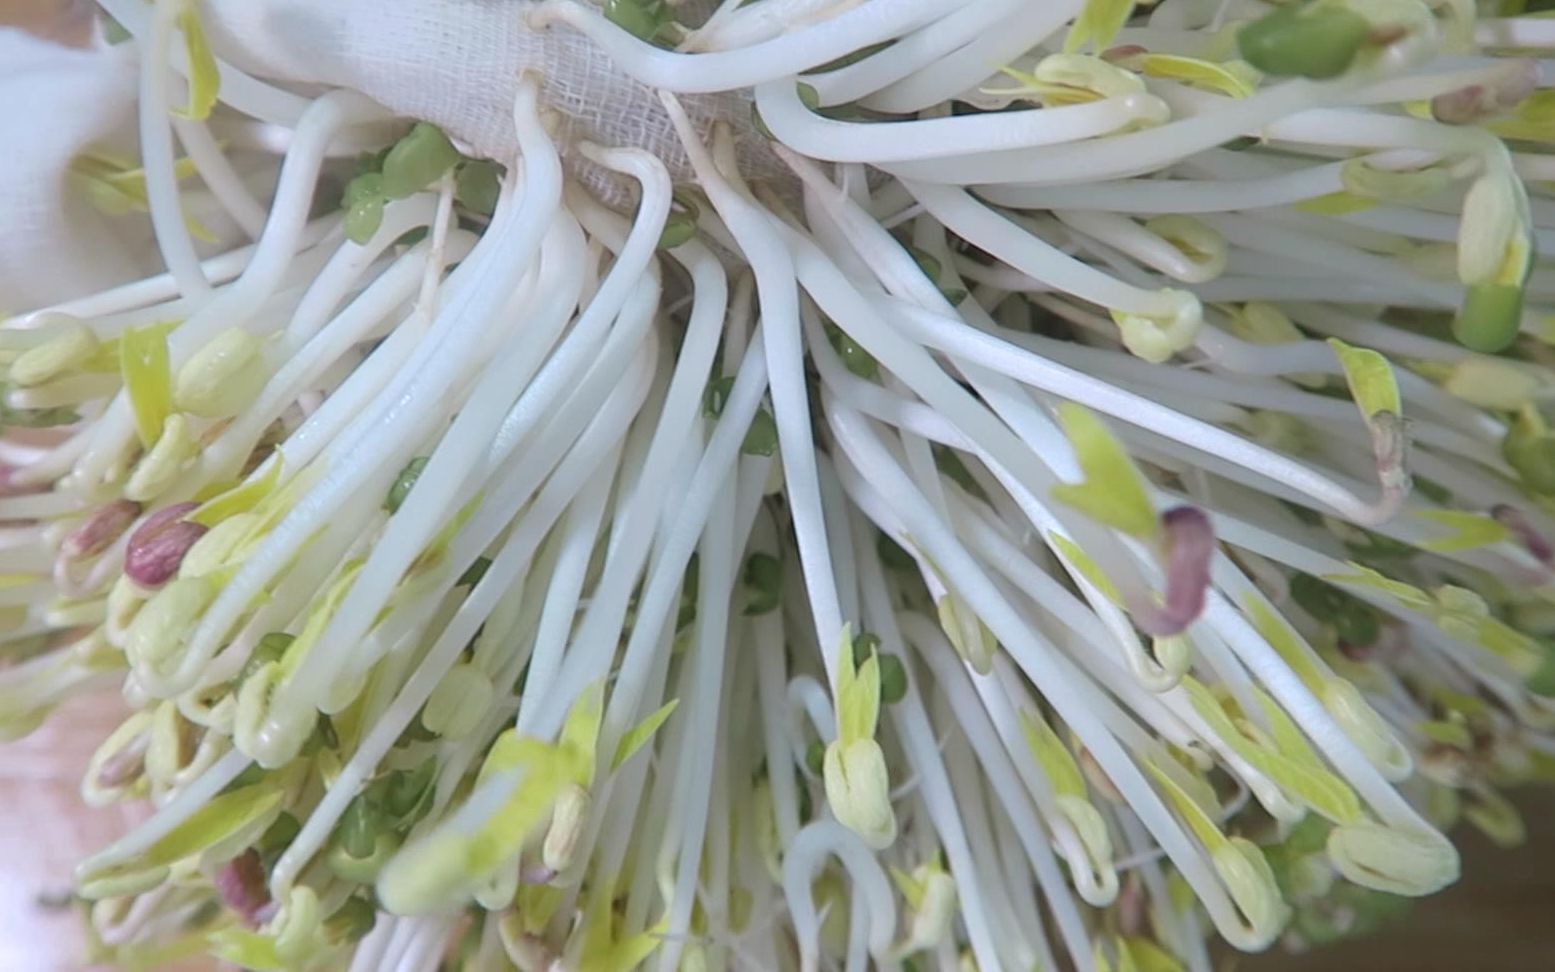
[0, 28, 140, 313]
[2, 1, 785, 313]
[201, 0, 766, 184]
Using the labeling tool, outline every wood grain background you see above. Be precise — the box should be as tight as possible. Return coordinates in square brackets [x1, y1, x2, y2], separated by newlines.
[2, 694, 1550, 969]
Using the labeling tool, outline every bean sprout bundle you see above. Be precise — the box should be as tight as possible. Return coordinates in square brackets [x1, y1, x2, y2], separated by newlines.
[5, 0, 1555, 970]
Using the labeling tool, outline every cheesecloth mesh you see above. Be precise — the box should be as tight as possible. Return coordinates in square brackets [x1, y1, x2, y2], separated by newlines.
[200, 0, 780, 192]
[1, 0, 785, 311]
[0, 28, 141, 311]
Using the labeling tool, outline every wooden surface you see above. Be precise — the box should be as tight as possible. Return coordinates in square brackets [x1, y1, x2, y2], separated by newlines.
[0, 0, 91, 46]
[0, 693, 216, 972]
[1248, 790, 1555, 972]
[2, 692, 1551, 970]
[0, 693, 150, 971]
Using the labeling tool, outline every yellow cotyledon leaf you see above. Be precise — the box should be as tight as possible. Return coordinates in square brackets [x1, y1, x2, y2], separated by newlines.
[278, 558, 364, 677]
[835, 624, 881, 746]
[578, 887, 666, 972]
[1323, 562, 1432, 610]
[560, 682, 604, 784]
[1244, 597, 1326, 695]
[1020, 708, 1088, 800]
[173, 5, 220, 122]
[1066, 0, 1137, 54]
[611, 699, 679, 771]
[1295, 192, 1377, 215]
[1138, 54, 1258, 98]
[1145, 756, 1228, 853]
[1051, 403, 1159, 540]
[207, 930, 285, 972]
[141, 783, 283, 868]
[1328, 338, 1401, 419]
[992, 66, 1104, 106]
[120, 322, 177, 449]
[1049, 533, 1123, 605]
[1488, 90, 1555, 144]
[1119, 936, 1188, 972]
[462, 741, 584, 878]
[1415, 509, 1512, 553]
[190, 458, 286, 527]
[1182, 678, 1365, 825]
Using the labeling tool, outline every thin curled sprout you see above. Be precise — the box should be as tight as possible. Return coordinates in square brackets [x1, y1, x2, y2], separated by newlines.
[7, 1, 1555, 970]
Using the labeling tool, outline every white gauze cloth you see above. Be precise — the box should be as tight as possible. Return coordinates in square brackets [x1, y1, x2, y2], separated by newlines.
[2, 0, 779, 313]
[0, 29, 142, 313]
[200, 0, 775, 188]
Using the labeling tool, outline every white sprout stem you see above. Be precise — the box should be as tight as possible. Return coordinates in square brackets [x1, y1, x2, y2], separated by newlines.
[7, 375, 120, 411]
[681, 0, 753, 48]
[826, 401, 1276, 949]
[858, 0, 1084, 114]
[416, 172, 458, 319]
[199, 236, 459, 486]
[701, 655, 740, 972]
[882, 79, 1325, 185]
[1200, 594, 1444, 836]
[935, 725, 1043, 972]
[796, 227, 1181, 642]
[757, 80, 1165, 163]
[1286, 301, 1501, 368]
[536, 327, 769, 746]
[282, 194, 445, 347]
[574, 469, 775, 917]
[170, 115, 269, 239]
[530, 0, 961, 93]
[685, 0, 865, 51]
[0, 491, 90, 520]
[140, 0, 212, 298]
[954, 498, 1188, 703]
[1053, 209, 1222, 284]
[753, 571, 803, 844]
[788, 158, 1178, 628]
[884, 299, 1407, 524]
[615, 615, 691, 932]
[162, 85, 560, 695]
[1479, 17, 1555, 48]
[96, 0, 314, 125]
[324, 269, 663, 711]
[287, 158, 651, 705]
[388, 916, 458, 972]
[1205, 498, 1523, 664]
[660, 93, 846, 675]
[77, 748, 250, 875]
[849, 513, 1025, 972]
[781, 821, 898, 972]
[655, 470, 740, 971]
[1117, 810, 1214, 972]
[509, 466, 616, 717]
[978, 156, 1357, 213]
[74, 89, 388, 492]
[281, 224, 535, 482]
[907, 181, 1178, 315]
[270, 357, 648, 896]
[804, 0, 1035, 106]
[818, 454, 863, 627]
[790, 674, 839, 746]
[1205, 212, 1458, 306]
[30, 218, 332, 324]
[496, 218, 730, 732]
[1008, 328, 1494, 465]
[986, 786, 1062, 972]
